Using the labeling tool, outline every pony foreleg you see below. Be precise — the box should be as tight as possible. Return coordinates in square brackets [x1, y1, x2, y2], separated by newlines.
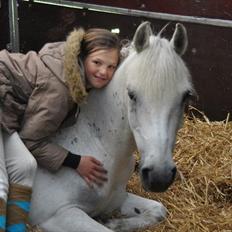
[38, 206, 114, 232]
[105, 193, 166, 232]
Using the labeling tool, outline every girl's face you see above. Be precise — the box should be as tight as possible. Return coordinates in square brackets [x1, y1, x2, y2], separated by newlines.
[84, 48, 119, 89]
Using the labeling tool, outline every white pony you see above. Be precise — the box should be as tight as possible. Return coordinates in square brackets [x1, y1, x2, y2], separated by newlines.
[30, 21, 194, 232]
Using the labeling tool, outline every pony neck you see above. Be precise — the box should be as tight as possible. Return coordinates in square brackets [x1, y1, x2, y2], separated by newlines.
[83, 68, 135, 157]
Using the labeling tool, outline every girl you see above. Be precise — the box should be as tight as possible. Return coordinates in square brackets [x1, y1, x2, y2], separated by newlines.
[0, 27, 120, 232]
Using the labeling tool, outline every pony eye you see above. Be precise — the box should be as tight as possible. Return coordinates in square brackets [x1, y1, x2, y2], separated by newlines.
[128, 90, 137, 102]
[182, 90, 197, 105]
[182, 91, 190, 103]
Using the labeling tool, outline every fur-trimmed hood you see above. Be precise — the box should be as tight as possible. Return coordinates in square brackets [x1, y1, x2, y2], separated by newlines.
[39, 28, 87, 104]
[64, 28, 87, 104]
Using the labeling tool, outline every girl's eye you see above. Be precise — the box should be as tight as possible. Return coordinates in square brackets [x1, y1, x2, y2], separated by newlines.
[93, 60, 101, 65]
[109, 65, 116, 70]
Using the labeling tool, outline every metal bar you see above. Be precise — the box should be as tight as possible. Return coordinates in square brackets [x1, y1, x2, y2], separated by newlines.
[31, 0, 232, 28]
[8, 0, 20, 52]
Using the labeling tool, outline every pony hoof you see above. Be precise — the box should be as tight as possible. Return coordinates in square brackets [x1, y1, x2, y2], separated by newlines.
[153, 203, 167, 223]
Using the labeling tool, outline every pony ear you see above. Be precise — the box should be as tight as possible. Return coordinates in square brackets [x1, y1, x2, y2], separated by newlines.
[133, 21, 152, 53]
[170, 23, 188, 56]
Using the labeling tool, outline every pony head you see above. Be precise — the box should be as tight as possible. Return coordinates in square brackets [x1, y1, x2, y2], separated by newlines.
[125, 21, 195, 192]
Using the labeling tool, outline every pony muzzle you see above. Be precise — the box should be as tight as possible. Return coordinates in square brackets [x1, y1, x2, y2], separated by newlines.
[140, 165, 177, 192]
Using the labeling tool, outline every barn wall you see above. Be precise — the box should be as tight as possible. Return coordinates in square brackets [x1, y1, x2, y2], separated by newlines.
[73, 0, 232, 20]
[0, 0, 232, 121]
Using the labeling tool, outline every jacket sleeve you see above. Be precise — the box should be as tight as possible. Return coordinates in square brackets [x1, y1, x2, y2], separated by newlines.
[19, 75, 72, 171]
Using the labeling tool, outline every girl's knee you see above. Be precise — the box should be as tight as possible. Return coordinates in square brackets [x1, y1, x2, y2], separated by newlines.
[8, 155, 37, 186]
[4, 131, 38, 185]
[17, 155, 37, 178]
[23, 154, 37, 175]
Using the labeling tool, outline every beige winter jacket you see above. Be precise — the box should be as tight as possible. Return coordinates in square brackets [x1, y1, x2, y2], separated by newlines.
[0, 28, 88, 171]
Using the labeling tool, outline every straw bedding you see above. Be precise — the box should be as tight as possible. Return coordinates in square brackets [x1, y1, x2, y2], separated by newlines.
[29, 107, 232, 232]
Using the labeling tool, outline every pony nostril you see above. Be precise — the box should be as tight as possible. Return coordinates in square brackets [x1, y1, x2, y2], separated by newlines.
[171, 166, 177, 179]
[142, 167, 151, 180]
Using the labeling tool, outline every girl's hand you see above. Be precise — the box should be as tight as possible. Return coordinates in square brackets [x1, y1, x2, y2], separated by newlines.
[76, 156, 108, 187]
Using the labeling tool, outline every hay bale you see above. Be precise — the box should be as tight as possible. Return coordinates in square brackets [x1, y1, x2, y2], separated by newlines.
[127, 107, 232, 231]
